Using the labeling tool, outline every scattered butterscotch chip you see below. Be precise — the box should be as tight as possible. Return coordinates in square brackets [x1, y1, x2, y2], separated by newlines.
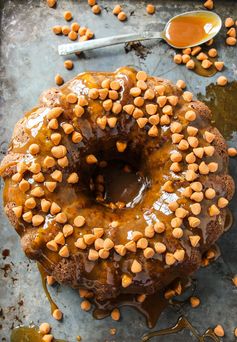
[209, 204, 220, 217]
[131, 259, 142, 273]
[146, 4, 155, 14]
[88, 0, 96, 5]
[176, 79, 186, 89]
[86, 154, 98, 164]
[234, 328, 237, 338]
[226, 37, 236, 45]
[71, 22, 80, 32]
[191, 46, 202, 56]
[225, 17, 234, 28]
[204, 0, 214, 10]
[113, 5, 122, 15]
[62, 26, 70, 36]
[189, 235, 201, 247]
[228, 147, 237, 157]
[52, 25, 62, 35]
[47, 0, 57, 8]
[202, 59, 212, 69]
[42, 335, 54, 342]
[64, 60, 74, 70]
[190, 296, 200, 308]
[165, 253, 176, 265]
[59, 245, 69, 258]
[232, 275, 237, 287]
[111, 308, 120, 321]
[92, 4, 101, 14]
[217, 197, 229, 208]
[214, 325, 225, 337]
[55, 74, 64, 86]
[46, 240, 58, 252]
[186, 59, 195, 70]
[182, 54, 191, 64]
[227, 27, 236, 38]
[53, 309, 63, 320]
[74, 215, 86, 227]
[217, 75, 228, 86]
[118, 11, 127, 21]
[121, 274, 132, 288]
[39, 322, 51, 334]
[173, 54, 182, 64]
[197, 52, 208, 61]
[64, 11, 72, 21]
[208, 48, 217, 57]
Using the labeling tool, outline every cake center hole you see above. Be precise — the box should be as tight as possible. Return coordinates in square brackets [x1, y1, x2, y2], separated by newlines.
[93, 160, 149, 208]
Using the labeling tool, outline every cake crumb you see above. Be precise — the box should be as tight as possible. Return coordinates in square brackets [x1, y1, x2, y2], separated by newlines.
[110, 328, 117, 336]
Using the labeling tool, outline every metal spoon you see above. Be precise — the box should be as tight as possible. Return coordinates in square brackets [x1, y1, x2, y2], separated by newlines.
[58, 10, 222, 56]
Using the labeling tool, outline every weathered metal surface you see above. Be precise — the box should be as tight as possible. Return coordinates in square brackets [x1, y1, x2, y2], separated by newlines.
[0, 0, 237, 341]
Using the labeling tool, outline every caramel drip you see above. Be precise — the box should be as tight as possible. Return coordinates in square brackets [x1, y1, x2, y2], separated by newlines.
[37, 263, 58, 314]
[142, 316, 219, 342]
[10, 325, 66, 342]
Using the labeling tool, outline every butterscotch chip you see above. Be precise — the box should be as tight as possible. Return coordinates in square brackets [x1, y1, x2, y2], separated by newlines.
[63, 224, 74, 237]
[88, 88, 99, 99]
[182, 54, 191, 64]
[183, 91, 193, 102]
[199, 161, 209, 175]
[62, 25, 70, 35]
[175, 207, 188, 218]
[170, 152, 182, 163]
[172, 228, 183, 239]
[193, 147, 204, 159]
[103, 99, 113, 112]
[118, 11, 127, 21]
[116, 141, 127, 152]
[114, 245, 126, 256]
[103, 238, 114, 250]
[148, 125, 158, 137]
[67, 172, 79, 184]
[131, 259, 142, 273]
[54, 232, 65, 245]
[122, 274, 132, 288]
[109, 90, 119, 100]
[39, 322, 51, 335]
[188, 136, 199, 147]
[214, 325, 225, 337]
[112, 102, 122, 114]
[71, 22, 80, 32]
[202, 59, 213, 69]
[66, 93, 78, 104]
[218, 197, 229, 208]
[99, 88, 108, 100]
[64, 11, 72, 21]
[173, 54, 182, 64]
[145, 225, 155, 238]
[214, 61, 224, 72]
[154, 222, 166, 233]
[31, 186, 44, 197]
[157, 95, 167, 108]
[171, 217, 182, 228]
[154, 242, 166, 254]
[168, 201, 179, 211]
[225, 17, 234, 28]
[68, 31, 78, 41]
[29, 143, 40, 155]
[111, 308, 120, 321]
[186, 152, 196, 164]
[50, 202, 61, 215]
[172, 134, 183, 145]
[51, 133, 62, 146]
[52, 25, 62, 35]
[92, 4, 101, 14]
[208, 162, 218, 173]
[149, 114, 160, 126]
[204, 146, 215, 156]
[58, 156, 68, 168]
[42, 334, 53, 342]
[160, 114, 170, 126]
[75, 238, 87, 249]
[110, 80, 121, 91]
[55, 212, 67, 223]
[188, 216, 200, 228]
[182, 186, 192, 198]
[50, 170, 62, 183]
[99, 249, 109, 259]
[144, 89, 155, 101]
[137, 294, 146, 303]
[190, 191, 204, 202]
[165, 253, 176, 265]
[41, 199, 51, 212]
[145, 104, 157, 115]
[74, 215, 85, 227]
[189, 235, 201, 247]
[88, 248, 98, 261]
[167, 95, 178, 106]
[134, 96, 144, 107]
[185, 110, 196, 121]
[162, 105, 173, 116]
[132, 231, 143, 241]
[143, 247, 155, 259]
[94, 238, 104, 250]
[146, 4, 155, 14]
[52, 309, 63, 321]
[176, 79, 186, 89]
[186, 59, 195, 70]
[107, 117, 117, 128]
[32, 214, 44, 227]
[86, 154, 98, 164]
[130, 87, 141, 97]
[46, 240, 58, 252]
[187, 126, 198, 136]
[162, 180, 174, 193]
[232, 275, 237, 287]
[190, 182, 202, 192]
[217, 76, 228, 86]
[209, 204, 220, 216]
[48, 118, 58, 130]
[203, 0, 213, 9]
[190, 296, 200, 308]
[101, 79, 110, 89]
[19, 179, 30, 192]
[25, 198, 36, 209]
[113, 5, 122, 15]
[137, 237, 148, 249]
[170, 122, 182, 134]
[47, 0, 56, 7]
[178, 139, 189, 150]
[59, 245, 69, 258]
[45, 181, 57, 193]
[96, 115, 107, 130]
[174, 249, 185, 262]
[55, 74, 64, 86]
[132, 108, 143, 119]
[22, 211, 32, 223]
[136, 80, 147, 90]
[190, 203, 201, 215]
[137, 117, 148, 128]
[227, 27, 236, 37]
[12, 206, 23, 218]
[228, 147, 237, 157]
[125, 241, 136, 252]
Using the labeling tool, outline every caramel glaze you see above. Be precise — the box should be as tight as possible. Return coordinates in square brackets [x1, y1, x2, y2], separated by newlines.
[142, 316, 219, 342]
[11, 325, 66, 342]
[0, 67, 234, 311]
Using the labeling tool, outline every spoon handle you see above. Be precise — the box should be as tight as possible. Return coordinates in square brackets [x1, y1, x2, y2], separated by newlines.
[58, 31, 163, 55]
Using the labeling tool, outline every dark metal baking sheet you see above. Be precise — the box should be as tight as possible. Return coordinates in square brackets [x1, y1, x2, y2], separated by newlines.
[0, 1, 237, 341]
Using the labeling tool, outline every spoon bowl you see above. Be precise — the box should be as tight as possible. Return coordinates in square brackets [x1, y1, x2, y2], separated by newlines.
[164, 11, 222, 49]
[58, 10, 222, 56]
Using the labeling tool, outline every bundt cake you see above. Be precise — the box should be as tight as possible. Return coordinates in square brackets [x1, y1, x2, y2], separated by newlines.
[0, 67, 234, 312]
